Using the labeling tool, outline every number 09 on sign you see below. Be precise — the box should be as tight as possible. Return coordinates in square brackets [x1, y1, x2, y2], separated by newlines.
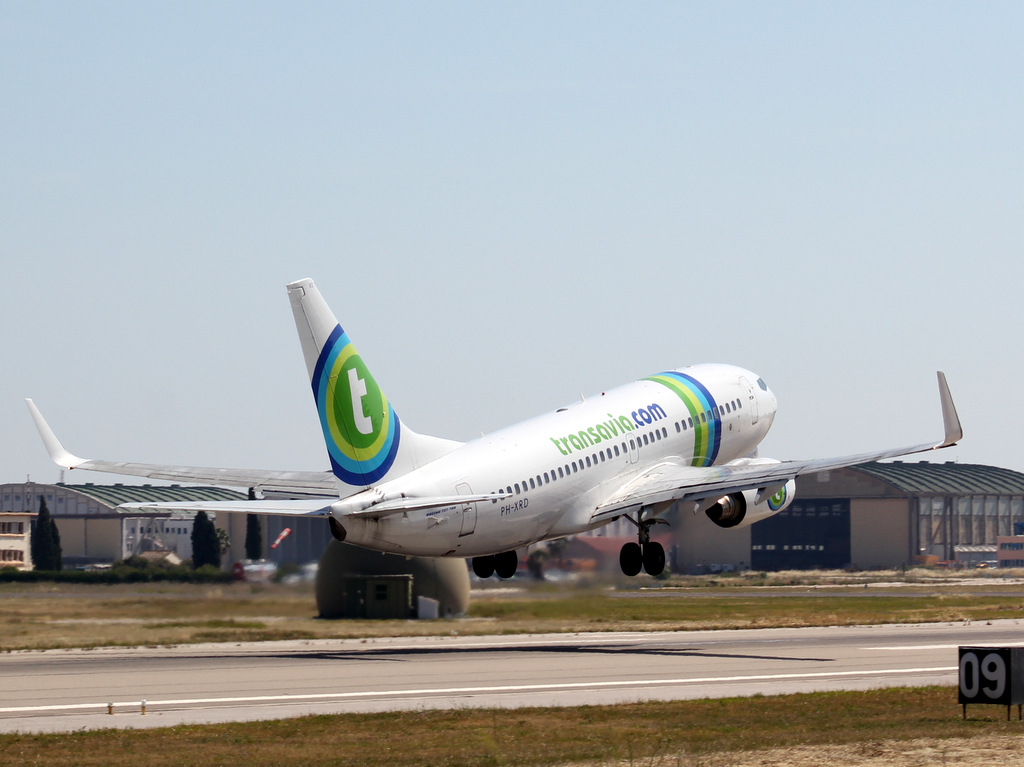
[958, 647, 1024, 720]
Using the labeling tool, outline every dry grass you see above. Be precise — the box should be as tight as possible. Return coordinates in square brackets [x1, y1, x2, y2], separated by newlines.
[2, 575, 1024, 650]
[3, 687, 1023, 766]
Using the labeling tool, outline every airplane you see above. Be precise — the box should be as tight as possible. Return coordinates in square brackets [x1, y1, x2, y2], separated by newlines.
[27, 278, 964, 578]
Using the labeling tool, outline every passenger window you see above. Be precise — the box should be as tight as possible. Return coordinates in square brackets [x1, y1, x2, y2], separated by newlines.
[544, 472, 550, 483]
[506, 486, 512, 495]
[515, 483, 520, 494]
[558, 467, 564, 479]
[614, 445, 620, 457]
[675, 422, 680, 433]
[529, 478, 535, 490]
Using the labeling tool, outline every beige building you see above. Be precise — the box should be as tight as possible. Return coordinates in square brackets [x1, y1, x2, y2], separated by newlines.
[0, 510, 35, 570]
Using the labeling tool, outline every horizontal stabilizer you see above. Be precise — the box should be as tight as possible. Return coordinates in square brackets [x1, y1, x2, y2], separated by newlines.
[339, 491, 512, 518]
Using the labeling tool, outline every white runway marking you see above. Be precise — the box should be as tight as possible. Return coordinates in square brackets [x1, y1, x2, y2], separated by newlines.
[863, 644, 1024, 651]
[0, 665, 954, 716]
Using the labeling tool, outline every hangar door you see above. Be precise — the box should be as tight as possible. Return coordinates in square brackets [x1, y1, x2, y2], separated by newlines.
[751, 499, 850, 570]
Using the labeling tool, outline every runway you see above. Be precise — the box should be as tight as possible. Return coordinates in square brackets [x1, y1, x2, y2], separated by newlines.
[1, 620, 1021, 733]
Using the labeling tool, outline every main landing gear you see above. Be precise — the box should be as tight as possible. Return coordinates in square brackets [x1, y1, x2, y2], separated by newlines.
[619, 511, 668, 577]
[472, 551, 519, 579]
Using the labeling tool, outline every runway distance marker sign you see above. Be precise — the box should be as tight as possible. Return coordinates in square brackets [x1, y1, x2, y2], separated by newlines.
[958, 646, 1024, 720]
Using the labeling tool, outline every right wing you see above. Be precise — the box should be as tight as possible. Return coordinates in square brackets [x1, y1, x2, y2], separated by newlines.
[590, 370, 963, 525]
[25, 399, 338, 496]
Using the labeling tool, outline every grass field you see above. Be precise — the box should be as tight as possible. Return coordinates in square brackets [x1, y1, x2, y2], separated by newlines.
[3, 687, 1023, 766]
[3, 573, 1024, 764]
[1, 570, 1023, 651]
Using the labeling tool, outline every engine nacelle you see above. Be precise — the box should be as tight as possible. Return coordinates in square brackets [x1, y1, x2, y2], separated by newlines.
[704, 479, 796, 529]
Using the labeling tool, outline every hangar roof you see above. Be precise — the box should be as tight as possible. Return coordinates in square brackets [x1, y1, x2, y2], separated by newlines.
[57, 483, 246, 509]
[852, 462, 1024, 495]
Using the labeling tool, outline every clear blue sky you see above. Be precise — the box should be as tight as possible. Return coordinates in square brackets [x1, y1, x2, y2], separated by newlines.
[2, 2, 1022, 485]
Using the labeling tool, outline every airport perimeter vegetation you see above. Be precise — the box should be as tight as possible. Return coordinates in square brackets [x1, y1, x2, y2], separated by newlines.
[5, 570, 1024, 766]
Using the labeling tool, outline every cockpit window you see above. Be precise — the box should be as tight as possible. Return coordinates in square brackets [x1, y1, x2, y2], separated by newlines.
[757, 378, 769, 391]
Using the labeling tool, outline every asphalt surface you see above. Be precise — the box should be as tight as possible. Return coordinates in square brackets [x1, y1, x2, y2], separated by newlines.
[1, 620, 1021, 733]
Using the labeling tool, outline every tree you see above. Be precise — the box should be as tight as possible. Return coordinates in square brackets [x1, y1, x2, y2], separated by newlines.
[245, 515, 262, 560]
[48, 514, 62, 571]
[190, 511, 220, 569]
[245, 488, 262, 561]
[31, 495, 62, 571]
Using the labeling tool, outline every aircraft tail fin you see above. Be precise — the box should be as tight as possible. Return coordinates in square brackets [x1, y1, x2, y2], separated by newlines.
[287, 279, 460, 491]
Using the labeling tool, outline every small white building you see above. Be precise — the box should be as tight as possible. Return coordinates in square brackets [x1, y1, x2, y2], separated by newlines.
[0, 510, 36, 570]
[122, 515, 198, 560]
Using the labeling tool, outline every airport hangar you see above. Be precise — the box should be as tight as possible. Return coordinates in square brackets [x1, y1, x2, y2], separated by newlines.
[666, 461, 1024, 571]
[5, 460, 1024, 574]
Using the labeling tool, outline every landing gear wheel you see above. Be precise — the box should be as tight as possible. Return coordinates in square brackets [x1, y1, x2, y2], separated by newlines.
[642, 541, 666, 576]
[619, 542, 643, 576]
[494, 550, 519, 579]
[472, 555, 495, 579]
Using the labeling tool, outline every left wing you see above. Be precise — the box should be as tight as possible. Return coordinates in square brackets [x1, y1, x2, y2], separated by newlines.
[28, 398, 512, 518]
[591, 371, 962, 524]
[26, 399, 338, 496]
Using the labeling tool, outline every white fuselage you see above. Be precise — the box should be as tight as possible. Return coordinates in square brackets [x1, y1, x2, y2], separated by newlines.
[337, 364, 777, 557]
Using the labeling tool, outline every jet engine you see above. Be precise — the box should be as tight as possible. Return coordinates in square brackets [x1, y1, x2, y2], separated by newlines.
[704, 479, 796, 529]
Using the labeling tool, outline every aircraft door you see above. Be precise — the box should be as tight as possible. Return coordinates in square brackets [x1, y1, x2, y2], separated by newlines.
[628, 436, 640, 464]
[456, 482, 477, 537]
[742, 378, 759, 425]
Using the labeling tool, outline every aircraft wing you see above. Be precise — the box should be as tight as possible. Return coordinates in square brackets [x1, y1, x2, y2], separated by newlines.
[25, 399, 338, 496]
[590, 371, 963, 524]
[120, 491, 512, 518]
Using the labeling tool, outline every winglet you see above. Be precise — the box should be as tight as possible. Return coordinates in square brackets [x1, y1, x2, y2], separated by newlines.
[24, 399, 87, 470]
[935, 371, 963, 448]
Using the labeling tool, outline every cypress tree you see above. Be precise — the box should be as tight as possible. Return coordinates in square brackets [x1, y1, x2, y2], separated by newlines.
[49, 514, 62, 571]
[190, 511, 220, 569]
[245, 487, 262, 561]
[245, 515, 262, 560]
[31, 495, 56, 571]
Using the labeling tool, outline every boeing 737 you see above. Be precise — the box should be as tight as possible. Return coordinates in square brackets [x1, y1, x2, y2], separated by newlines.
[27, 278, 963, 577]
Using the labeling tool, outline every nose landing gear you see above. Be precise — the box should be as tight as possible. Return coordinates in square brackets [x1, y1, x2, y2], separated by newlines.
[619, 511, 668, 577]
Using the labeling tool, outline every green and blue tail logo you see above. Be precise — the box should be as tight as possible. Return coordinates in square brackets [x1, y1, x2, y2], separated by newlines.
[311, 325, 401, 485]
